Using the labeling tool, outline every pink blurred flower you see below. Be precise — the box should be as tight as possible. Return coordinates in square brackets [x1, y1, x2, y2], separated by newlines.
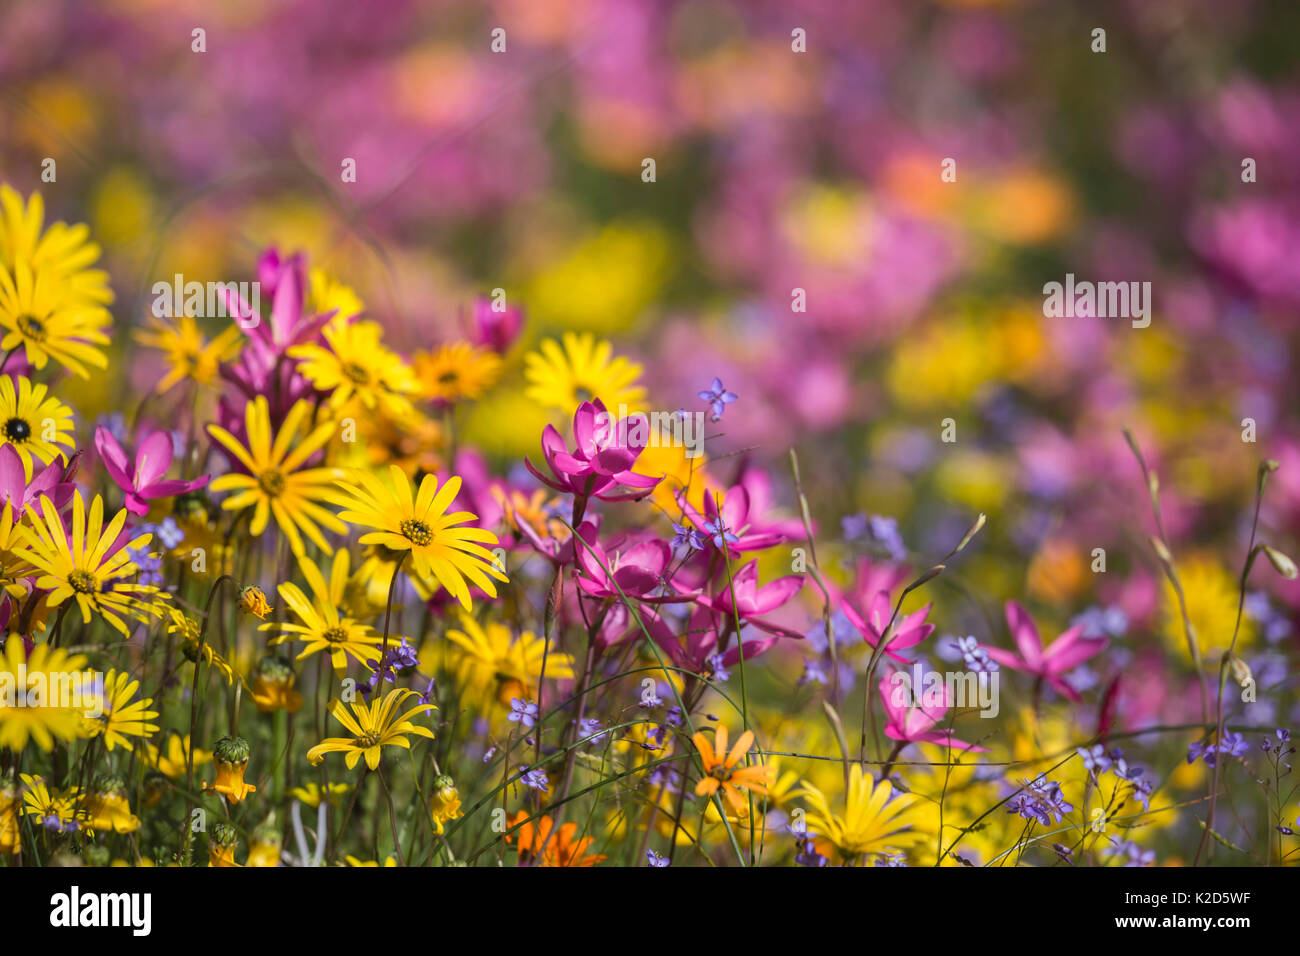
[94, 427, 209, 517]
[843, 590, 935, 663]
[985, 602, 1107, 702]
[697, 560, 804, 638]
[879, 670, 986, 752]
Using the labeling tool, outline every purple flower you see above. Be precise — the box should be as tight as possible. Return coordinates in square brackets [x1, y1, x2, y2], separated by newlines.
[841, 512, 870, 542]
[577, 717, 606, 744]
[670, 522, 706, 553]
[508, 698, 539, 729]
[698, 377, 738, 422]
[1077, 744, 1112, 777]
[1007, 775, 1073, 826]
[519, 767, 549, 792]
[706, 653, 730, 683]
[525, 400, 662, 507]
[645, 849, 670, 867]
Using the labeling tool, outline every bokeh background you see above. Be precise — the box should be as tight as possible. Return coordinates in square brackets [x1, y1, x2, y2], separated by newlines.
[2, 0, 1299, 754]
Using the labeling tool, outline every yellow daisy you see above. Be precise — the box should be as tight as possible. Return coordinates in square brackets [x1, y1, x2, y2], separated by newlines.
[796, 764, 926, 861]
[0, 375, 74, 481]
[15, 491, 165, 635]
[0, 186, 113, 308]
[306, 687, 435, 771]
[0, 259, 110, 377]
[430, 613, 573, 707]
[413, 341, 502, 403]
[80, 668, 159, 751]
[288, 318, 417, 413]
[332, 465, 506, 610]
[0, 635, 92, 752]
[143, 732, 212, 778]
[263, 550, 385, 675]
[133, 315, 243, 394]
[524, 332, 645, 412]
[206, 396, 347, 556]
[20, 774, 87, 831]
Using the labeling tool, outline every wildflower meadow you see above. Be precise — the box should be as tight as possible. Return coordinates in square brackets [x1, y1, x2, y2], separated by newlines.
[0, 0, 1297, 935]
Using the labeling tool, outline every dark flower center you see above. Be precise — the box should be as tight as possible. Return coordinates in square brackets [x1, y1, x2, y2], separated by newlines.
[258, 470, 286, 496]
[399, 518, 432, 547]
[16, 314, 46, 340]
[321, 626, 348, 643]
[342, 362, 371, 385]
[68, 570, 99, 594]
[3, 417, 31, 442]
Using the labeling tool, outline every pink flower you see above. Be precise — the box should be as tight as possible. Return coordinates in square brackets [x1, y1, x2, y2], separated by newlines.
[525, 400, 662, 512]
[574, 527, 697, 605]
[94, 426, 209, 517]
[697, 560, 805, 638]
[470, 296, 522, 354]
[843, 590, 935, 663]
[0, 443, 76, 522]
[640, 605, 780, 671]
[879, 671, 987, 752]
[677, 483, 792, 558]
[984, 601, 1107, 702]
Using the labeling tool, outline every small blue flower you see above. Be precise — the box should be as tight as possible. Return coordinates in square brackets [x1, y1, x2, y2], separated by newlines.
[508, 698, 539, 729]
[698, 377, 738, 422]
[645, 849, 670, 867]
[520, 767, 549, 792]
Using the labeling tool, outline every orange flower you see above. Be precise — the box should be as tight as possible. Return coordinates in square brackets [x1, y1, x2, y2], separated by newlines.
[202, 735, 257, 803]
[692, 724, 772, 813]
[507, 811, 606, 867]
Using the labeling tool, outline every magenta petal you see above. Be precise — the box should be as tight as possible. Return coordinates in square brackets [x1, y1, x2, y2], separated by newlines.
[1005, 601, 1044, 669]
[1045, 635, 1108, 675]
[983, 646, 1028, 672]
[94, 426, 134, 490]
[748, 574, 803, 614]
[0, 444, 27, 503]
[134, 431, 176, 488]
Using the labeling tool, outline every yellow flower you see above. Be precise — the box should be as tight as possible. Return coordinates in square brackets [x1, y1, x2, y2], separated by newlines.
[796, 764, 925, 861]
[238, 585, 273, 619]
[1161, 552, 1254, 664]
[288, 318, 417, 414]
[15, 491, 165, 634]
[429, 775, 463, 835]
[207, 396, 347, 556]
[167, 608, 239, 685]
[333, 464, 507, 610]
[288, 782, 350, 808]
[0, 635, 91, 752]
[524, 332, 645, 412]
[144, 732, 211, 778]
[247, 834, 282, 868]
[80, 668, 159, 752]
[249, 656, 304, 714]
[0, 258, 110, 378]
[413, 341, 502, 403]
[431, 613, 573, 708]
[692, 724, 773, 814]
[307, 267, 364, 323]
[306, 687, 435, 771]
[0, 186, 113, 309]
[20, 773, 86, 831]
[263, 551, 385, 675]
[203, 735, 257, 803]
[80, 778, 140, 834]
[0, 777, 19, 854]
[133, 315, 243, 394]
[208, 822, 241, 867]
[345, 855, 397, 867]
[0, 375, 74, 481]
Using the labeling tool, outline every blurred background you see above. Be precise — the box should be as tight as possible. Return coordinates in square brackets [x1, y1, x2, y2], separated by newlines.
[2, 0, 1299, 732]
